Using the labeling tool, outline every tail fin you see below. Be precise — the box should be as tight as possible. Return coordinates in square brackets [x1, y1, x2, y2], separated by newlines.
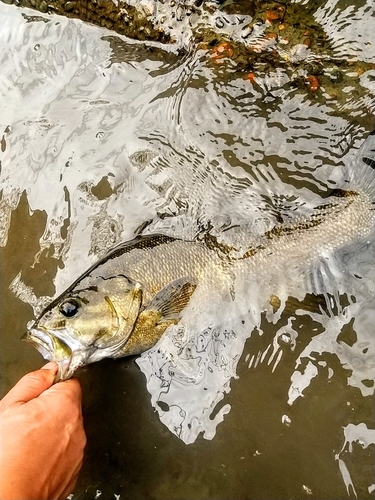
[347, 129, 375, 200]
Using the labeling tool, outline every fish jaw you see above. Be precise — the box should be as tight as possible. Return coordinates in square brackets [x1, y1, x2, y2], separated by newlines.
[23, 323, 88, 381]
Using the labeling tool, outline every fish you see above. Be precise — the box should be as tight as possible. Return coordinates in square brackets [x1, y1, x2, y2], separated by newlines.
[25, 234, 227, 380]
[24, 131, 375, 381]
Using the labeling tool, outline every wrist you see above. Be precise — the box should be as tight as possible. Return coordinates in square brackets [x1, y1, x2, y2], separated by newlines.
[0, 470, 46, 500]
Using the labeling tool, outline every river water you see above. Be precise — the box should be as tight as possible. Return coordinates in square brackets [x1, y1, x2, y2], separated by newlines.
[0, 1, 374, 499]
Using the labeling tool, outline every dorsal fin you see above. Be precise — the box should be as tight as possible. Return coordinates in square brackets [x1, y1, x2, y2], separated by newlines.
[346, 129, 375, 200]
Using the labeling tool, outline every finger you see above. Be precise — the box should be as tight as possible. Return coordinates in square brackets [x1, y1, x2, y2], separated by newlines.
[42, 377, 83, 408]
[1, 363, 58, 406]
[41, 361, 59, 372]
[39, 379, 84, 423]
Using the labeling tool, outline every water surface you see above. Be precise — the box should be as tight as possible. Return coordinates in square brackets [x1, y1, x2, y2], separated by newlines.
[0, 1, 374, 498]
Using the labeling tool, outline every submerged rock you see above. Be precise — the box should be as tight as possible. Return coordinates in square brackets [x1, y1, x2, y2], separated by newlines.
[8, 0, 374, 110]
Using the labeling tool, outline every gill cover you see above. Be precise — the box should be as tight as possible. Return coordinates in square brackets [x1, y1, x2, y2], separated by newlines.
[93, 275, 142, 351]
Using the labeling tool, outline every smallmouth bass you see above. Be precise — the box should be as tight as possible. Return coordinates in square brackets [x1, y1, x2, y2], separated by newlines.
[24, 131, 375, 381]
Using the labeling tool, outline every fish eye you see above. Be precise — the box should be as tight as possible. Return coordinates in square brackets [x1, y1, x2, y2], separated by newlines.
[59, 299, 80, 318]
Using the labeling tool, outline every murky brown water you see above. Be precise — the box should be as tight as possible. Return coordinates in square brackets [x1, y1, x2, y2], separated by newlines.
[1, 1, 374, 498]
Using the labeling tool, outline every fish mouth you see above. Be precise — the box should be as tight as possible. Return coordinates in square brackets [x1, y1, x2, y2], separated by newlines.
[23, 323, 86, 381]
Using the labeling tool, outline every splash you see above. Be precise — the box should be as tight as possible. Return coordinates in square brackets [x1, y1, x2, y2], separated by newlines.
[335, 422, 375, 497]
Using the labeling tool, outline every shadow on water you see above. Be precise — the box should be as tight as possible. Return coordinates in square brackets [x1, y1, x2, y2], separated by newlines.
[0, 1, 375, 499]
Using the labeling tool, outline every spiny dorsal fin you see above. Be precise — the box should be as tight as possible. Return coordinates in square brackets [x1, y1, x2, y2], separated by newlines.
[348, 129, 375, 200]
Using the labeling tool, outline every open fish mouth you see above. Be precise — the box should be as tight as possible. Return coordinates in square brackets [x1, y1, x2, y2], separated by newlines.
[23, 323, 82, 381]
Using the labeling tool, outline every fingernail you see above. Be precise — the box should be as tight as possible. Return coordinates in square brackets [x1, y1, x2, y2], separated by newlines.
[41, 361, 58, 374]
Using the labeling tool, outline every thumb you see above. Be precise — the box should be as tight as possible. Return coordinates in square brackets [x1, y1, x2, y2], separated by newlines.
[1, 362, 58, 407]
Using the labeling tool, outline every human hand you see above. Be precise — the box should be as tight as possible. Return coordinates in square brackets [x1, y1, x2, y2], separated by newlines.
[0, 362, 86, 500]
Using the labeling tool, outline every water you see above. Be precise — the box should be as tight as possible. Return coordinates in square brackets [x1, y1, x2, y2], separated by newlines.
[1, 1, 375, 498]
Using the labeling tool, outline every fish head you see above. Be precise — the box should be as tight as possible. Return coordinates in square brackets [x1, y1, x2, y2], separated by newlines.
[24, 275, 143, 380]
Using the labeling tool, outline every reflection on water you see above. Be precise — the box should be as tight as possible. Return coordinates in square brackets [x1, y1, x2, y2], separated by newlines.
[0, 1, 374, 498]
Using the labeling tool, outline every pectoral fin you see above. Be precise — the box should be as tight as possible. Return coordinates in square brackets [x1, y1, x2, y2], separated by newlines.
[115, 277, 197, 357]
[145, 277, 197, 322]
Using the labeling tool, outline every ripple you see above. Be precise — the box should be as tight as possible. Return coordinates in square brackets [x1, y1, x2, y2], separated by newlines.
[0, 2, 374, 498]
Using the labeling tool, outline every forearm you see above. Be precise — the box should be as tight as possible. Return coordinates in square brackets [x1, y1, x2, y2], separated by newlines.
[0, 470, 44, 500]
